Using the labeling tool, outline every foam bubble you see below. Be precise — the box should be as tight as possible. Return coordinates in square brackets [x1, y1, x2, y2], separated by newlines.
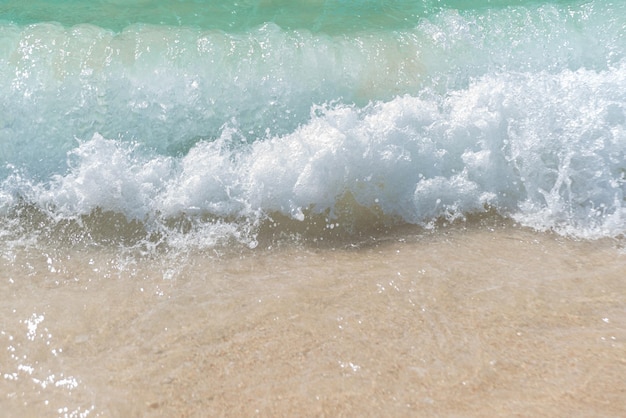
[4, 62, 619, 244]
[1, 1, 625, 246]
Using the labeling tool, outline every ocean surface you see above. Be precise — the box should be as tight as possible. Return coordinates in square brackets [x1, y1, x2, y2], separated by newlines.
[1, 0, 624, 254]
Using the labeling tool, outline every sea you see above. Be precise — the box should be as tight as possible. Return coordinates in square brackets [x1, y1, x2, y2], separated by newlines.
[1, 1, 625, 416]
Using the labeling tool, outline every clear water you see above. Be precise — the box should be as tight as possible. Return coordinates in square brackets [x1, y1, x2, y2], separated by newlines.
[1, 0, 625, 251]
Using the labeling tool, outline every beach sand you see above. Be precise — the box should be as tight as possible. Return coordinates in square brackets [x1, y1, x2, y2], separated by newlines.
[1, 223, 625, 417]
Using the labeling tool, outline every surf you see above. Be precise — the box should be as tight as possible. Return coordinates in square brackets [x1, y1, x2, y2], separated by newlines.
[0, 0, 625, 252]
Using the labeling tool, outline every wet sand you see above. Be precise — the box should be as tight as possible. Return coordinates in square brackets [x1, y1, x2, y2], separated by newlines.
[1, 224, 625, 417]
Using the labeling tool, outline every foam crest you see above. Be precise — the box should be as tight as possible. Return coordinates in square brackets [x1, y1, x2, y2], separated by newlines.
[1, 1, 625, 246]
[5, 62, 620, 244]
[39, 135, 174, 220]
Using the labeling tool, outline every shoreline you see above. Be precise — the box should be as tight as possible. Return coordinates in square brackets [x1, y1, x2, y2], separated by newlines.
[1, 224, 625, 416]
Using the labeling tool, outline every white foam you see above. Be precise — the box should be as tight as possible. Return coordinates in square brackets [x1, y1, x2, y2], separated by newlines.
[8, 62, 620, 241]
[1, 2, 625, 244]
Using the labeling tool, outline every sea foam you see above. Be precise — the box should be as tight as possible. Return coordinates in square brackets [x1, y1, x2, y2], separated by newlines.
[1, 1, 625, 248]
[2, 63, 620, 245]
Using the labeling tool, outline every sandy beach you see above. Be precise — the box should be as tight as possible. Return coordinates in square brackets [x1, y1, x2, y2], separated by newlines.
[1, 223, 625, 417]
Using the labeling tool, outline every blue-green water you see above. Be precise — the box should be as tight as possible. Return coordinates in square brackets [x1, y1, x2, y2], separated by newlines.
[2, 0, 426, 33]
[0, 0, 625, 249]
[1, 0, 557, 33]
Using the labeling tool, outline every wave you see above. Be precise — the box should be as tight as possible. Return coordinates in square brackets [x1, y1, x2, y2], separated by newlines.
[2, 65, 625, 248]
[1, 0, 625, 249]
[1, 1, 624, 178]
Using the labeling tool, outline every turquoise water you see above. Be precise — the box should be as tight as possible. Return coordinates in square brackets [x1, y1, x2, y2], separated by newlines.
[0, 0, 556, 33]
[1, 0, 428, 33]
[0, 0, 625, 249]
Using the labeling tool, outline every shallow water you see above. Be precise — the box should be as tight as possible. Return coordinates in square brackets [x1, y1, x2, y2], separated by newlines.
[2, 225, 625, 416]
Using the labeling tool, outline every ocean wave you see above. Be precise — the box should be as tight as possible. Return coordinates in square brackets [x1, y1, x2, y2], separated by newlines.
[1, 0, 624, 248]
[2, 64, 625, 246]
[1, 1, 624, 179]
